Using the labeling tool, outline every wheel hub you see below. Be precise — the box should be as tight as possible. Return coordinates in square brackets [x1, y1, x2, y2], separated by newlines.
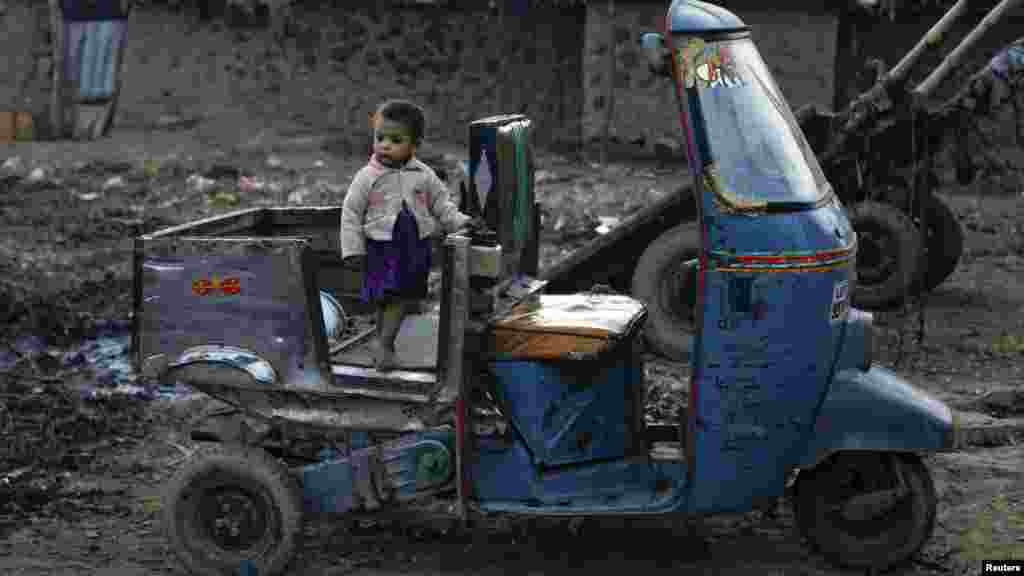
[855, 229, 896, 285]
[199, 487, 270, 551]
[838, 487, 906, 522]
[822, 456, 911, 536]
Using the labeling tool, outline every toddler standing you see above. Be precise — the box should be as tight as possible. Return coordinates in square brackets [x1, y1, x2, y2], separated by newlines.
[341, 99, 480, 371]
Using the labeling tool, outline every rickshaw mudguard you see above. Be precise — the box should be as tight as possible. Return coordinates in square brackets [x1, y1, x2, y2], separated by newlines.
[797, 365, 957, 468]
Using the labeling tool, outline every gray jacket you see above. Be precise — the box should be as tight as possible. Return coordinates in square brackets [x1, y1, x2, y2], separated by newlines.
[340, 155, 471, 258]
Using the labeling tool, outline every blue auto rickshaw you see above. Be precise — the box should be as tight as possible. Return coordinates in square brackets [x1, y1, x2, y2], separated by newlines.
[148, 2, 959, 574]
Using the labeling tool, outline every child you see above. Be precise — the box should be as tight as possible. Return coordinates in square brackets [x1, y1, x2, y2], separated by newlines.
[341, 99, 481, 371]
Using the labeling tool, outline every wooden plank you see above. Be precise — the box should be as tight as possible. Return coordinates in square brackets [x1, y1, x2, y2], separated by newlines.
[48, 0, 64, 138]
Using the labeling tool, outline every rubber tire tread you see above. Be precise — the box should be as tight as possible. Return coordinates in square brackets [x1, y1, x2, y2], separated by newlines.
[794, 452, 937, 571]
[162, 444, 304, 576]
[920, 194, 964, 292]
[631, 222, 701, 362]
[849, 200, 922, 310]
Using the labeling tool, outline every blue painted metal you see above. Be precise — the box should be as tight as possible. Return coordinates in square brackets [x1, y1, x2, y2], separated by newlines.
[671, 31, 859, 514]
[834, 308, 873, 373]
[489, 348, 642, 467]
[797, 366, 955, 467]
[667, 0, 748, 34]
[472, 433, 684, 513]
[136, 237, 330, 392]
[686, 209, 854, 514]
[302, 430, 455, 514]
[302, 452, 356, 514]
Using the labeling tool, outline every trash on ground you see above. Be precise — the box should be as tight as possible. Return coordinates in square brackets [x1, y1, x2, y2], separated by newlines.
[186, 174, 217, 194]
[238, 176, 266, 193]
[2, 156, 24, 174]
[74, 191, 100, 201]
[595, 216, 621, 236]
[208, 191, 240, 206]
[101, 176, 124, 191]
[288, 186, 312, 204]
[25, 167, 47, 183]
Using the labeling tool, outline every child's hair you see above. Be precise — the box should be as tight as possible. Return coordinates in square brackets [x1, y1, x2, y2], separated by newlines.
[376, 99, 426, 145]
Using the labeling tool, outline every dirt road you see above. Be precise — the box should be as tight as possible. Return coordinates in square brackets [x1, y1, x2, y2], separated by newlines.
[1, 117, 1023, 575]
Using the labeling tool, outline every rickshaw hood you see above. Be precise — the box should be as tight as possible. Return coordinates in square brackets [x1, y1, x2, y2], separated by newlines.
[668, 0, 748, 34]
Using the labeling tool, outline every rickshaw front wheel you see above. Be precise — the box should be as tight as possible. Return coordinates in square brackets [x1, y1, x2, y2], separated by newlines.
[162, 444, 304, 576]
[793, 452, 937, 571]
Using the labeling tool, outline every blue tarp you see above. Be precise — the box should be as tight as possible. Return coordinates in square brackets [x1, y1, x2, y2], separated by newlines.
[65, 19, 127, 102]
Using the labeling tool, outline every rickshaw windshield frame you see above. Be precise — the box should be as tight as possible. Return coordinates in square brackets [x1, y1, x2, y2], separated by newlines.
[673, 34, 830, 210]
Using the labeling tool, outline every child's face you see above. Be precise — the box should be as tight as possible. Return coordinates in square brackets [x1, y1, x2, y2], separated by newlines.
[373, 116, 417, 167]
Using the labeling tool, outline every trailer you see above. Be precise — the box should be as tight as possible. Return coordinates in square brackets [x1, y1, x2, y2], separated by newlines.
[538, 0, 1024, 360]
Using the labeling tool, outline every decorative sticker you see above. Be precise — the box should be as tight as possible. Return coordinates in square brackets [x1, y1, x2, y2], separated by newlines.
[677, 38, 747, 90]
[192, 273, 242, 297]
[474, 149, 493, 215]
[830, 280, 849, 323]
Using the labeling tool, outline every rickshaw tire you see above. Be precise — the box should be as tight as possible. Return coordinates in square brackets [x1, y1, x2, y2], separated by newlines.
[631, 222, 701, 362]
[162, 444, 304, 576]
[918, 194, 964, 293]
[793, 452, 937, 571]
[849, 201, 922, 310]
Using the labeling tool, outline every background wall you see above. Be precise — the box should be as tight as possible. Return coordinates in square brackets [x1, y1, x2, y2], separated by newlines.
[582, 0, 837, 151]
[0, 0, 584, 150]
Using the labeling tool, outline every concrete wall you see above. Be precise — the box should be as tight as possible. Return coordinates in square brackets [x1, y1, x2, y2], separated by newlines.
[582, 0, 837, 150]
[0, 1, 583, 149]
[1, 0, 840, 152]
[0, 1, 49, 115]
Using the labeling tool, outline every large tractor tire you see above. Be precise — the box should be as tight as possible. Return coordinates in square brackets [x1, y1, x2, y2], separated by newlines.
[918, 194, 964, 292]
[631, 223, 700, 362]
[163, 444, 304, 576]
[794, 452, 938, 572]
[849, 201, 922, 310]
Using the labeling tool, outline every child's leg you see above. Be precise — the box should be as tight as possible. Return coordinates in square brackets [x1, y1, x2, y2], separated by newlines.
[374, 298, 403, 371]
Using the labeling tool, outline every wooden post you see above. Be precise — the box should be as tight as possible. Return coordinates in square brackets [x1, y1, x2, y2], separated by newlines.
[600, 0, 615, 166]
[48, 0, 63, 139]
[914, 0, 1024, 98]
[497, 0, 506, 115]
[832, 3, 857, 112]
[103, 8, 132, 137]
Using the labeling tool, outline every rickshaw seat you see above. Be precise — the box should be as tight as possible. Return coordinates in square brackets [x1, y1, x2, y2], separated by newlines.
[490, 293, 647, 361]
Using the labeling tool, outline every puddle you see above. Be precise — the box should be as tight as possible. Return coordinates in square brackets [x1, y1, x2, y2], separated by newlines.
[1, 320, 195, 401]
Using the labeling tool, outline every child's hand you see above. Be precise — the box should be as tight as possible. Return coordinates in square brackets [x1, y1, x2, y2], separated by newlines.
[343, 255, 367, 273]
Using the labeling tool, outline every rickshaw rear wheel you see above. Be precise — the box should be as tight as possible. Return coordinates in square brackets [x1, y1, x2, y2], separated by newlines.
[162, 444, 304, 576]
[793, 452, 937, 571]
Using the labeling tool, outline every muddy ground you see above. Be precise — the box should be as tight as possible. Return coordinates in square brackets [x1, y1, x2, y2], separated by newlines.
[1, 110, 1023, 576]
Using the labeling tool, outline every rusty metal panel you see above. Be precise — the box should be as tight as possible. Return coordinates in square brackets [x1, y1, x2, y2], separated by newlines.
[135, 236, 328, 391]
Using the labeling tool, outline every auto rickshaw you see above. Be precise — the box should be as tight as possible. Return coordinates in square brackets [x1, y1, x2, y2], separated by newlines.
[146, 2, 958, 574]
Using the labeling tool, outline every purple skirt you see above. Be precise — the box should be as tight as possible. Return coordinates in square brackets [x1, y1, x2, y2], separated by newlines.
[361, 202, 432, 304]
